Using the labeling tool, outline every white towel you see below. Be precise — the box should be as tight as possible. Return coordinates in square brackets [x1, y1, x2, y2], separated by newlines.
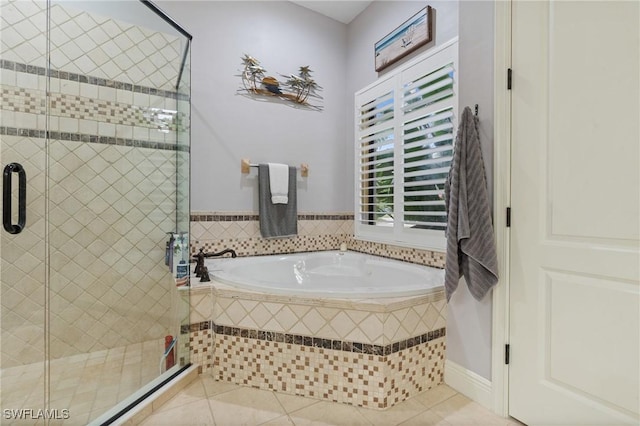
[268, 163, 289, 204]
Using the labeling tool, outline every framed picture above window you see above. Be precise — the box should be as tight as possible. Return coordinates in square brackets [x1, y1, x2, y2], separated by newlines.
[374, 6, 434, 72]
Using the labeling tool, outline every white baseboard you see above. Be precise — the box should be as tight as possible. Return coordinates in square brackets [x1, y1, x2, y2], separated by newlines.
[444, 359, 493, 410]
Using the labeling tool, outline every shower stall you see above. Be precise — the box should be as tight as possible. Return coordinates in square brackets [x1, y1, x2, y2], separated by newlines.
[0, 0, 191, 423]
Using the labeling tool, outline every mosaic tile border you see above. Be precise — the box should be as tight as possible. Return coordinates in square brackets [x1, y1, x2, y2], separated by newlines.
[183, 320, 445, 357]
[0, 59, 188, 100]
[2, 86, 186, 138]
[190, 213, 354, 222]
[183, 321, 213, 333]
[0, 126, 189, 152]
[349, 240, 446, 269]
[187, 328, 214, 374]
[191, 235, 351, 257]
[212, 333, 446, 409]
[189, 212, 445, 268]
[191, 238, 445, 269]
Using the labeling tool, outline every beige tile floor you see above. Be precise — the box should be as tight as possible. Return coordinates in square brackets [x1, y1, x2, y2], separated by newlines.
[0, 339, 165, 425]
[140, 375, 525, 426]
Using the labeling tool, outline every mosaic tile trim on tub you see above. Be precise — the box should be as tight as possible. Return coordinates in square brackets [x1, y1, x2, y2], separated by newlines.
[187, 328, 214, 374]
[187, 287, 447, 408]
[184, 320, 445, 357]
[213, 334, 446, 409]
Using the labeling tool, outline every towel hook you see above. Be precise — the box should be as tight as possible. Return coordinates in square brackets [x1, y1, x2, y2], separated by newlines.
[474, 104, 479, 116]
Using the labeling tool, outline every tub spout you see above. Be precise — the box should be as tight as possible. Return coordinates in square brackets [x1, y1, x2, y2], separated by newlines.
[193, 248, 237, 277]
[204, 248, 237, 258]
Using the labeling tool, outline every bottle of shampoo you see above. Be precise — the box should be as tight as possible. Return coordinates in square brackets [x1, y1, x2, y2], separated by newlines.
[176, 259, 188, 279]
[173, 232, 190, 278]
[174, 233, 189, 287]
[172, 233, 182, 278]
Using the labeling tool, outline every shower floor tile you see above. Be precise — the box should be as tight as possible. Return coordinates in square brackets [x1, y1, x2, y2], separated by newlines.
[140, 375, 526, 426]
[0, 338, 165, 425]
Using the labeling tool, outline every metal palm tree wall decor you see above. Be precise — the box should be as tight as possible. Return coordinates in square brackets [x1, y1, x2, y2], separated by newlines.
[239, 54, 323, 110]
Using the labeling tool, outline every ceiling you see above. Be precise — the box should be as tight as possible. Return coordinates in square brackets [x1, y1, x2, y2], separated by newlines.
[289, 1, 373, 24]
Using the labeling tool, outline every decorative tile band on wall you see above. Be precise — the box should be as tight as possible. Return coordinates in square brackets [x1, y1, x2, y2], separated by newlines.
[193, 235, 353, 258]
[0, 59, 188, 100]
[190, 213, 354, 222]
[0, 86, 188, 144]
[190, 211, 353, 257]
[189, 212, 446, 269]
[0, 126, 188, 151]
[349, 239, 446, 269]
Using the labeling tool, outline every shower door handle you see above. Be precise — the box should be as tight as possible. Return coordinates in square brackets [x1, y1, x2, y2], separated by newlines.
[3, 163, 26, 234]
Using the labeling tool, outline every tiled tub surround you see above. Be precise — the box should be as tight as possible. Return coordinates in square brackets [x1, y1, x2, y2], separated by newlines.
[1, 0, 189, 367]
[187, 281, 446, 409]
[188, 213, 447, 408]
[190, 212, 446, 269]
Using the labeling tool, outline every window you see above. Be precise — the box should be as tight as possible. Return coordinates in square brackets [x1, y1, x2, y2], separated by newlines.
[355, 39, 458, 251]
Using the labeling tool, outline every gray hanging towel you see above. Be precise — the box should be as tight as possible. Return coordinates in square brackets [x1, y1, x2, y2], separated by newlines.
[444, 106, 498, 301]
[258, 164, 298, 238]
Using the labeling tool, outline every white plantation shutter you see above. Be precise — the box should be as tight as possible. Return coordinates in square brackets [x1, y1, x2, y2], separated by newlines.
[354, 39, 458, 250]
[355, 77, 396, 241]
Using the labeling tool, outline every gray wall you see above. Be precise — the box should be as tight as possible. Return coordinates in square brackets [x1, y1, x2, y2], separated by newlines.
[157, 1, 350, 212]
[448, 1, 494, 380]
[160, 0, 495, 381]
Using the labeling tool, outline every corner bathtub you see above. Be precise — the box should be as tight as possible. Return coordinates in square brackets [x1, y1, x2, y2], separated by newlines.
[194, 250, 447, 409]
[204, 250, 444, 299]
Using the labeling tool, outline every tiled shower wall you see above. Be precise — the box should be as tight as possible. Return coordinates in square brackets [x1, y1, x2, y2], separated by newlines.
[0, 0, 188, 366]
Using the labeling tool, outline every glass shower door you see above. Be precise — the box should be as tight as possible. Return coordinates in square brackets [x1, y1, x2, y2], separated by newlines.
[0, 0, 48, 421]
[46, 1, 191, 423]
[1, 0, 191, 424]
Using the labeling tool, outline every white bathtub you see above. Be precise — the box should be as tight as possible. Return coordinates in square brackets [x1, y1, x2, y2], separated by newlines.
[204, 250, 444, 299]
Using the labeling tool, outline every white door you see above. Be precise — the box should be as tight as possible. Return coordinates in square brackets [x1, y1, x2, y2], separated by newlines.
[509, 1, 639, 425]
